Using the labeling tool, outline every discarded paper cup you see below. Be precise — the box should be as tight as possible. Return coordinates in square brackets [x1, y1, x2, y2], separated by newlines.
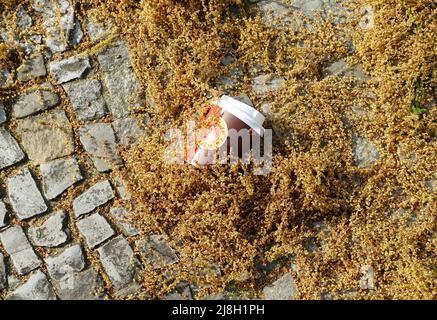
[190, 95, 266, 165]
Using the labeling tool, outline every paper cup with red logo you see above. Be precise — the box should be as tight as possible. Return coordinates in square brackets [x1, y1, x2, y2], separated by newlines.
[189, 95, 266, 165]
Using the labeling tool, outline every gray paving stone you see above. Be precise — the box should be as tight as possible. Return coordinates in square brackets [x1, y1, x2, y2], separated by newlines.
[49, 55, 91, 84]
[165, 287, 193, 300]
[13, 82, 59, 118]
[7, 270, 57, 300]
[322, 60, 369, 81]
[45, 244, 105, 299]
[0, 252, 6, 290]
[109, 206, 139, 237]
[40, 157, 83, 200]
[112, 117, 147, 146]
[16, 109, 75, 165]
[0, 200, 9, 229]
[97, 39, 133, 72]
[28, 210, 69, 248]
[359, 265, 375, 290]
[0, 225, 42, 275]
[0, 127, 25, 170]
[352, 133, 380, 168]
[97, 235, 138, 290]
[252, 74, 285, 96]
[0, 68, 13, 88]
[34, 0, 82, 53]
[6, 275, 22, 291]
[114, 177, 131, 201]
[70, 19, 84, 46]
[45, 244, 86, 281]
[289, 0, 326, 20]
[425, 179, 436, 192]
[72, 180, 114, 218]
[63, 79, 107, 121]
[79, 123, 122, 172]
[85, 17, 112, 40]
[16, 7, 33, 30]
[76, 213, 115, 249]
[102, 67, 142, 118]
[16, 53, 47, 83]
[263, 273, 298, 300]
[57, 268, 104, 300]
[257, 1, 301, 30]
[0, 103, 6, 124]
[136, 234, 178, 270]
[7, 168, 48, 220]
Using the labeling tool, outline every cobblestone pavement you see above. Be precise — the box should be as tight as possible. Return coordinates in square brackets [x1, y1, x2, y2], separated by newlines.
[0, 0, 415, 300]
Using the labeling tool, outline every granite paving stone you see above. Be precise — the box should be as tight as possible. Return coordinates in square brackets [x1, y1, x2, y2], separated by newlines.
[112, 117, 147, 146]
[352, 133, 380, 168]
[7, 168, 48, 220]
[63, 79, 107, 121]
[109, 206, 139, 237]
[72, 180, 114, 218]
[97, 235, 138, 291]
[0, 200, 9, 229]
[45, 244, 86, 281]
[16, 53, 47, 83]
[76, 213, 115, 249]
[40, 157, 83, 200]
[49, 55, 91, 84]
[13, 82, 60, 118]
[0, 103, 7, 124]
[16, 109, 75, 164]
[7, 270, 57, 300]
[79, 123, 122, 172]
[0, 252, 6, 290]
[102, 67, 142, 118]
[28, 210, 70, 247]
[136, 234, 178, 270]
[263, 273, 299, 300]
[0, 225, 42, 275]
[97, 38, 133, 72]
[0, 127, 25, 170]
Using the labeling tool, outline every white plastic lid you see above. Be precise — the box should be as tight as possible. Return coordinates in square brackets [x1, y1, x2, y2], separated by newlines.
[218, 95, 266, 136]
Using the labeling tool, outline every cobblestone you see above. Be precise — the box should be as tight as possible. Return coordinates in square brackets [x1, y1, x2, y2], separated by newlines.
[7, 270, 57, 300]
[63, 79, 107, 121]
[97, 235, 138, 291]
[0, 127, 25, 170]
[76, 213, 115, 249]
[16, 109, 75, 165]
[102, 67, 142, 118]
[136, 234, 178, 270]
[79, 123, 121, 172]
[109, 206, 139, 237]
[0, 200, 8, 229]
[263, 273, 298, 300]
[0, 252, 6, 290]
[40, 157, 83, 200]
[13, 82, 59, 118]
[16, 53, 47, 83]
[112, 117, 147, 146]
[0, 103, 6, 124]
[0, 225, 42, 275]
[352, 133, 380, 168]
[72, 180, 114, 218]
[7, 168, 48, 220]
[45, 244, 85, 281]
[49, 55, 91, 84]
[28, 210, 70, 247]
